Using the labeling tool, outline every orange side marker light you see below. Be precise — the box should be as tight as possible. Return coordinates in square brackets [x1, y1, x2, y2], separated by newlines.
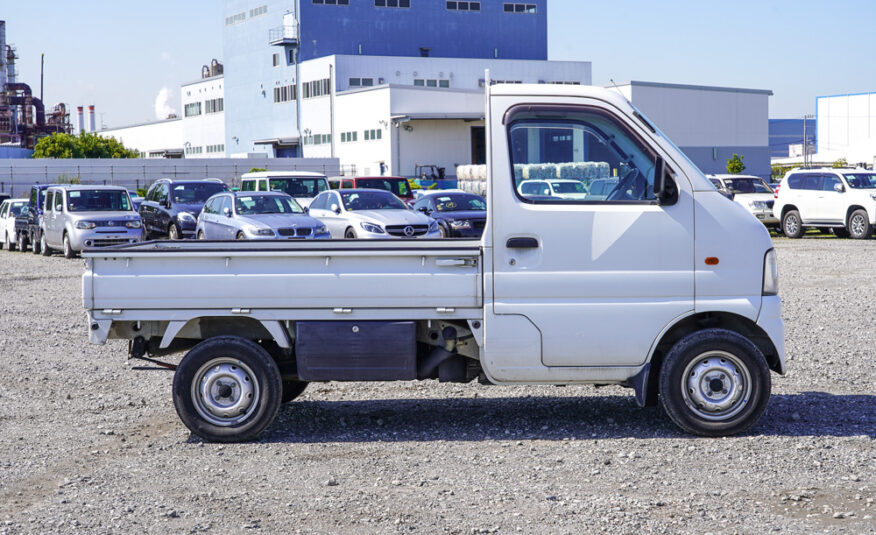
[705, 257, 719, 266]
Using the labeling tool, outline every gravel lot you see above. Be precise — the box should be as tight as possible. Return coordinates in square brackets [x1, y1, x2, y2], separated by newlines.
[0, 237, 873, 534]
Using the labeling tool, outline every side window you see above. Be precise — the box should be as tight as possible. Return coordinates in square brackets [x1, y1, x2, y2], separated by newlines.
[258, 179, 267, 192]
[158, 184, 169, 203]
[822, 174, 841, 192]
[44, 191, 53, 212]
[30, 188, 38, 208]
[310, 193, 327, 211]
[508, 106, 660, 203]
[145, 185, 156, 201]
[203, 198, 216, 214]
[241, 180, 255, 192]
[341, 180, 353, 189]
[220, 196, 232, 214]
[0, 203, 8, 218]
[802, 174, 822, 191]
[54, 191, 64, 211]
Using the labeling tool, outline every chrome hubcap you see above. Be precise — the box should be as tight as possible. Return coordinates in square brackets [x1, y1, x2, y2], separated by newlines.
[681, 351, 751, 421]
[851, 215, 866, 236]
[191, 358, 259, 426]
[784, 215, 798, 234]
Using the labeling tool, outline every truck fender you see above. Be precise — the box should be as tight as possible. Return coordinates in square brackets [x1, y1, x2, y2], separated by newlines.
[159, 318, 291, 349]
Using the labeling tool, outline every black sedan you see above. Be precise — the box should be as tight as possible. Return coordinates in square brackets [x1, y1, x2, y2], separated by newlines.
[412, 191, 486, 238]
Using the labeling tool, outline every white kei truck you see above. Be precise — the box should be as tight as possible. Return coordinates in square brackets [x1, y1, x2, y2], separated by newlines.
[82, 83, 784, 443]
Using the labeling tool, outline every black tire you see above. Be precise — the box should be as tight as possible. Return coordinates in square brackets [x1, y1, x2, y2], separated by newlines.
[31, 232, 41, 254]
[438, 224, 448, 238]
[344, 227, 356, 239]
[847, 209, 872, 240]
[282, 381, 308, 403]
[658, 328, 771, 437]
[63, 233, 76, 259]
[40, 233, 52, 256]
[197, 230, 206, 240]
[833, 227, 850, 238]
[781, 210, 804, 239]
[172, 336, 283, 443]
[168, 223, 182, 241]
[7, 233, 16, 252]
[17, 232, 27, 252]
[236, 232, 246, 240]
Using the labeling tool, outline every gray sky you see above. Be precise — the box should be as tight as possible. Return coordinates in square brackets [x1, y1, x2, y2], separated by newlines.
[4, 0, 874, 128]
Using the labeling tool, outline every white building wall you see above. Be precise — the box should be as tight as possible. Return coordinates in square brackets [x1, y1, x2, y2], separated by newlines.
[181, 75, 227, 158]
[101, 120, 183, 158]
[397, 119, 483, 178]
[816, 92, 876, 166]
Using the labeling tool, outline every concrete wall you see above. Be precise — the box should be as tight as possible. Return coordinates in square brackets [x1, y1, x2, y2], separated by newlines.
[816, 92, 876, 165]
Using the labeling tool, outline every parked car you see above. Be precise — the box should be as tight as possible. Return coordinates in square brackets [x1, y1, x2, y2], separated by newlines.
[333, 176, 415, 204]
[14, 183, 61, 254]
[140, 178, 228, 240]
[0, 198, 28, 251]
[708, 174, 778, 228]
[307, 188, 440, 239]
[129, 191, 145, 212]
[517, 179, 589, 200]
[585, 178, 620, 201]
[411, 191, 487, 238]
[39, 185, 142, 258]
[239, 172, 329, 208]
[197, 191, 330, 240]
[774, 167, 876, 239]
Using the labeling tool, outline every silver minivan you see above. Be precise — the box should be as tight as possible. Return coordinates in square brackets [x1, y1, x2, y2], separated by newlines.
[41, 186, 143, 258]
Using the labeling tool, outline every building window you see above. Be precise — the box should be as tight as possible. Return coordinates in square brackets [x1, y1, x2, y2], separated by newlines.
[303, 134, 332, 146]
[302, 78, 331, 99]
[503, 3, 536, 13]
[348, 77, 374, 88]
[273, 84, 297, 103]
[363, 129, 383, 141]
[414, 78, 450, 88]
[492, 79, 523, 85]
[185, 145, 204, 155]
[340, 131, 358, 143]
[184, 102, 202, 117]
[446, 1, 480, 11]
[205, 98, 224, 114]
[273, 53, 281, 67]
[288, 49, 295, 63]
[225, 12, 246, 25]
[314, 0, 350, 4]
[206, 144, 226, 154]
[547, 81, 581, 85]
[374, 0, 410, 7]
[249, 5, 268, 17]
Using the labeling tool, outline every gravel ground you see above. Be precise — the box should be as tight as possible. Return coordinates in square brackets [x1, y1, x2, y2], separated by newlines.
[0, 237, 874, 534]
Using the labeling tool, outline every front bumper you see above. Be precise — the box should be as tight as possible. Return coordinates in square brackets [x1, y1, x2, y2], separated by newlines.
[73, 228, 143, 251]
[749, 207, 778, 225]
[757, 295, 786, 374]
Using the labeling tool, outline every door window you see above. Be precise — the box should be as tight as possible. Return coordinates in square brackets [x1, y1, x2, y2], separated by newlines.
[801, 175, 822, 191]
[822, 175, 842, 192]
[157, 184, 169, 204]
[54, 191, 64, 212]
[44, 191, 53, 212]
[310, 193, 328, 211]
[341, 180, 353, 189]
[219, 196, 233, 215]
[508, 106, 660, 203]
[241, 180, 256, 192]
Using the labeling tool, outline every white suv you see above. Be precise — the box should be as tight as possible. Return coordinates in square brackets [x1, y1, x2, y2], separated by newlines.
[774, 168, 876, 239]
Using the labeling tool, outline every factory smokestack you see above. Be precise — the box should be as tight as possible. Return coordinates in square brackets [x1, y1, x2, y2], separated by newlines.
[88, 105, 95, 132]
[77, 106, 84, 134]
[0, 20, 7, 92]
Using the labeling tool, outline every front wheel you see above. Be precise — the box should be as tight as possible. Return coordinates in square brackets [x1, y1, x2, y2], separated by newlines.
[781, 210, 804, 239]
[168, 223, 182, 241]
[344, 228, 357, 239]
[40, 233, 52, 256]
[172, 336, 283, 443]
[63, 233, 76, 259]
[659, 328, 771, 437]
[848, 209, 872, 240]
[17, 232, 27, 252]
[7, 233, 16, 252]
[197, 230, 206, 240]
[31, 232, 41, 254]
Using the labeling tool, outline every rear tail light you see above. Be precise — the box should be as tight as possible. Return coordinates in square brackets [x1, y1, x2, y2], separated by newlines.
[774, 184, 780, 199]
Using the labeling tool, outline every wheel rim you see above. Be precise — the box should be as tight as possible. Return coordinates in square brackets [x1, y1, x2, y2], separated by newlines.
[191, 358, 260, 427]
[851, 214, 866, 236]
[64, 237, 70, 256]
[169, 226, 179, 240]
[784, 215, 799, 235]
[41, 235, 46, 251]
[680, 350, 752, 421]
[345, 230, 355, 239]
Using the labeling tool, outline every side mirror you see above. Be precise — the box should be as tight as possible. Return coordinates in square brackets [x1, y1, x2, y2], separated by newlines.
[330, 203, 340, 214]
[653, 157, 677, 205]
[417, 206, 430, 214]
[164, 199, 171, 209]
[833, 183, 845, 193]
[303, 206, 309, 214]
[223, 207, 232, 217]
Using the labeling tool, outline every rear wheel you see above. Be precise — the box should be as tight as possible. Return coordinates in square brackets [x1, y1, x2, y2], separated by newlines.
[781, 210, 804, 239]
[7, 233, 16, 252]
[172, 336, 283, 443]
[236, 232, 246, 240]
[848, 209, 872, 240]
[168, 223, 181, 241]
[63, 233, 76, 259]
[40, 233, 52, 256]
[17, 232, 27, 252]
[31, 232, 41, 254]
[344, 227, 356, 239]
[659, 328, 771, 437]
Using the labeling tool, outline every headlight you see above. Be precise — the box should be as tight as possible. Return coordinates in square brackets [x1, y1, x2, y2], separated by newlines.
[125, 220, 142, 229]
[252, 228, 274, 236]
[428, 220, 439, 232]
[177, 212, 196, 222]
[360, 222, 384, 234]
[449, 220, 471, 230]
[76, 221, 96, 230]
[763, 249, 779, 296]
[315, 225, 328, 234]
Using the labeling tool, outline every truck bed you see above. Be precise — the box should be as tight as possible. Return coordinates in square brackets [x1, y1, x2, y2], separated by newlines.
[83, 240, 484, 321]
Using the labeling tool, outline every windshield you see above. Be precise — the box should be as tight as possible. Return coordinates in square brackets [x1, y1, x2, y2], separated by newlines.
[356, 178, 410, 197]
[268, 177, 328, 198]
[172, 182, 227, 204]
[67, 190, 132, 212]
[341, 191, 408, 211]
[235, 195, 303, 215]
[433, 194, 487, 212]
[722, 178, 772, 194]
[844, 173, 876, 189]
[11, 201, 27, 215]
[550, 181, 587, 194]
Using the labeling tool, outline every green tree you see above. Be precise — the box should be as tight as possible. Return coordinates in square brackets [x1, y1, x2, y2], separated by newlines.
[726, 153, 746, 174]
[249, 167, 267, 173]
[32, 132, 139, 159]
[832, 158, 848, 169]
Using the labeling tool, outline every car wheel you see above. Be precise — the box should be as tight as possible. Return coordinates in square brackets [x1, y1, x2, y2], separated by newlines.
[172, 336, 283, 443]
[847, 209, 872, 240]
[236, 232, 246, 240]
[344, 227, 357, 239]
[63, 233, 76, 259]
[438, 224, 448, 238]
[833, 227, 850, 238]
[659, 328, 771, 437]
[168, 223, 181, 240]
[281, 381, 308, 403]
[7, 233, 16, 252]
[17, 232, 27, 252]
[197, 231, 206, 240]
[781, 210, 804, 239]
[31, 232, 41, 254]
[40, 233, 52, 256]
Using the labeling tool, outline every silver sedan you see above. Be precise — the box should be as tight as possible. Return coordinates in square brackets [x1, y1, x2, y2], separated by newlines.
[307, 189, 440, 239]
[196, 192, 330, 240]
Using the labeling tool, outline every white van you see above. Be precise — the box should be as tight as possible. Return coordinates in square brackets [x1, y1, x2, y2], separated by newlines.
[239, 171, 329, 208]
[773, 168, 876, 239]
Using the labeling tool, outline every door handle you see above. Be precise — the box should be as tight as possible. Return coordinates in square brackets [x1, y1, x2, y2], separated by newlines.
[436, 258, 477, 267]
[506, 237, 539, 249]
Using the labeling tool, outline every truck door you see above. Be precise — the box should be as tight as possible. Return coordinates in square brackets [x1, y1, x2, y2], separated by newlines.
[487, 97, 695, 370]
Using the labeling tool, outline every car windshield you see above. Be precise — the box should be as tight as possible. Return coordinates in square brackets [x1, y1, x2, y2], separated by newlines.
[433, 194, 487, 212]
[341, 191, 407, 211]
[723, 178, 772, 194]
[843, 173, 876, 189]
[172, 182, 227, 204]
[11, 202, 27, 215]
[67, 190, 132, 212]
[268, 177, 328, 198]
[550, 181, 587, 194]
[235, 195, 303, 215]
[356, 178, 410, 197]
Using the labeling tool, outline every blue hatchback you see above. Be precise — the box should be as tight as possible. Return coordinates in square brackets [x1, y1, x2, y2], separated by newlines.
[411, 191, 487, 238]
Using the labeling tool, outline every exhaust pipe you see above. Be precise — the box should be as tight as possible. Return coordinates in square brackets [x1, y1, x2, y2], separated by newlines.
[418, 326, 459, 378]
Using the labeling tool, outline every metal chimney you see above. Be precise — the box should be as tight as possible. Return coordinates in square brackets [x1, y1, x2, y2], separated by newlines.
[0, 21, 7, 92]
[77, 106, 84, 134]
[88, 105, 95, 132]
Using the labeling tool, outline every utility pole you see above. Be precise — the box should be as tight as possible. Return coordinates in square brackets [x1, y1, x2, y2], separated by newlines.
[802, 114, 814, 167]
[40, 53, 44, 102]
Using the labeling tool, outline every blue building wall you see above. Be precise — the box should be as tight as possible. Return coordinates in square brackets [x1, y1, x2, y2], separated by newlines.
[769, 119, 813, 158]
[299, 0, 548, 61]
[0, 146, 33, 159]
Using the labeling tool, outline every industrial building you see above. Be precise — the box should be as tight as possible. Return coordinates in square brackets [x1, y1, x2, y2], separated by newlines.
[815, 91, 876, 167]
